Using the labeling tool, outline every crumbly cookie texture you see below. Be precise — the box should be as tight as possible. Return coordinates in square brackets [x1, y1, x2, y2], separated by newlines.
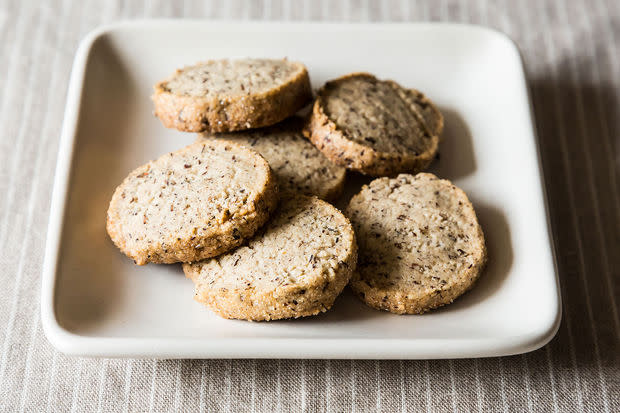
[106, 140, 278, 265]
[153, 58, 312, 133]
[304, 72, 440, 177]
[345, 173, 486, 314]
[404, 88, 444, 138]
[184, 194, 357, 321]
[199, 117, 346, 201]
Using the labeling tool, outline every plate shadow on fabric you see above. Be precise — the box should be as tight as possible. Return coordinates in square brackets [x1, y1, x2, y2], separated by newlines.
[528, 73, 620, 367]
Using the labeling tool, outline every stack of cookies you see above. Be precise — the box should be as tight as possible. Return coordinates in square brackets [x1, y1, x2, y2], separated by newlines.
[106, 58, 486, 321]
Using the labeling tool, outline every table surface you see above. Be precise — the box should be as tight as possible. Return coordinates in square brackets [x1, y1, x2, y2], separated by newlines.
[0, 0, 618, 412]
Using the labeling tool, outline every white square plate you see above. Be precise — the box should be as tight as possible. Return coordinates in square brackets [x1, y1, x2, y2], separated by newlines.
[42, 21, 560, 359]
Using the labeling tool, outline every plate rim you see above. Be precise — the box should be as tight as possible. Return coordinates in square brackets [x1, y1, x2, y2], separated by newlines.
[41, 20, 561, 359]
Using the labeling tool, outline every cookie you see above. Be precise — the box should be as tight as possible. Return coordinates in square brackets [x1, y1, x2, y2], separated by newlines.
[345, 173, 486, 314]
[153, 58, 312, 133]
[183, 194, 357, 321]
[199, 118, 346, 201]
[405, 88, 444, 138]
[106, 140, 278, 265]
[304, 73, 440, 176]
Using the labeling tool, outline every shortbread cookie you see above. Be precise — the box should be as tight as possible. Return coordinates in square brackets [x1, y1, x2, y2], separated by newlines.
[200, 118, 346, 200]
[153, 58, 312, 133]
[106, 140, 278, 265]
[406, 88, 444, 137]
[183, 194, 357, 321]
[304, 73, 439, 176]
[345, 173, 486, 314]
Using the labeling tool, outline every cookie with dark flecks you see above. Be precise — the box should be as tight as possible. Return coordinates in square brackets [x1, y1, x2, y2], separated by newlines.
[402, 87, 444, 138]
[303, 73, 441, 176]
[345, 173, 486, 314]
[153, 58, 312, 133]
[199, 117, 346, 201]
[106, 140, 278, 265]
[183, 194, 357, 321]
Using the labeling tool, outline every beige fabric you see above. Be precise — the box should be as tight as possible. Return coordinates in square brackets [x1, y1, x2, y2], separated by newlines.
[0, 0, 618, 411]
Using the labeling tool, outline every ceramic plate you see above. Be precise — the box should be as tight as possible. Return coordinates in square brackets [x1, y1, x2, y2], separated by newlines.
[41, 21, 560, 358]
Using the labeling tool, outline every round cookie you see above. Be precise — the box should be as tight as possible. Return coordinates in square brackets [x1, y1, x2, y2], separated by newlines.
[106, 140, 278, 265]
[304, 72, 440, 177]
[199, 118, 347, 201]
[345, 173, 486, 314]
[405, 88, 444, 138]
[183, 194, 357, 321]
[153, 58, 312, 133]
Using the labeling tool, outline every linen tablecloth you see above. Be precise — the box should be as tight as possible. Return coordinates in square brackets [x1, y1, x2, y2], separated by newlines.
[0, 0, 618, 411]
